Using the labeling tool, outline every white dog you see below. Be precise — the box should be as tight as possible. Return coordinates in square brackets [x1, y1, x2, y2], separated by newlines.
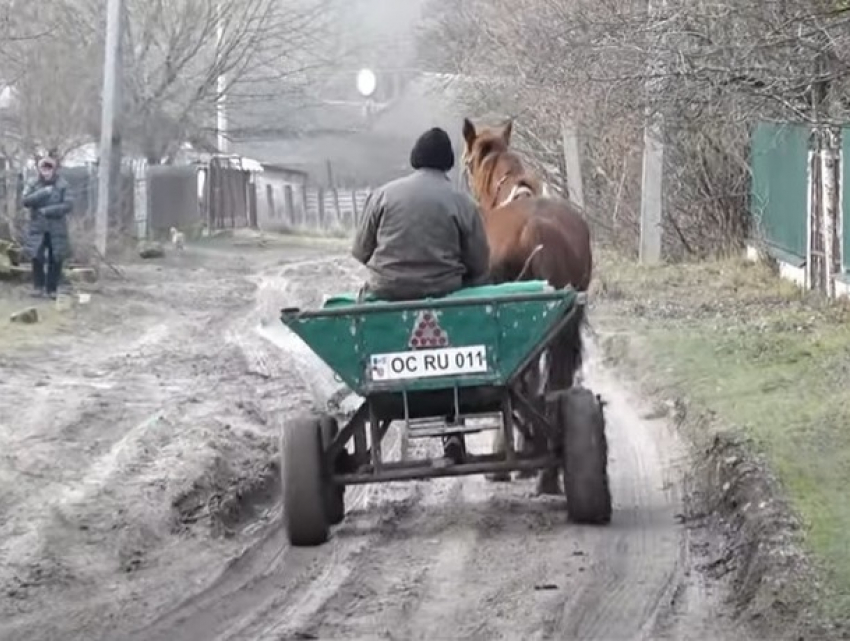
[170, 226, 185, 251]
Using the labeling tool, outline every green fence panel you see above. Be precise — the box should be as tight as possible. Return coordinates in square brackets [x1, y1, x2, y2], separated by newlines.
[750, 122, 810, 261]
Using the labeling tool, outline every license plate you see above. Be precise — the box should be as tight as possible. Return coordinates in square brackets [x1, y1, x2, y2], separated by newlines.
[369, 345, 488, 381]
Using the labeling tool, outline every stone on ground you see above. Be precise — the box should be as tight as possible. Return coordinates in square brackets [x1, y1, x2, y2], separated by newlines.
[10, 307, 39, 324]
[139, 242, 165, 259]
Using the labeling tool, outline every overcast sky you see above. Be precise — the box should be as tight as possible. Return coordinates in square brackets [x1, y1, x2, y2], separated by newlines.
[341, 0, 426, 67]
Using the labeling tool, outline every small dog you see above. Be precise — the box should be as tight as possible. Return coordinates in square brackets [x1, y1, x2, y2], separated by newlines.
[170, 226, 185, 251]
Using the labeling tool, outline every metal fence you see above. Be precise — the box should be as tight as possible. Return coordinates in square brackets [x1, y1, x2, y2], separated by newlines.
[749, 120, 850, 293]
[254, 179, 371, 237]
[750, 122, 810, 262]
[147, 165, 201, 238]
[1, 162, 372, 256]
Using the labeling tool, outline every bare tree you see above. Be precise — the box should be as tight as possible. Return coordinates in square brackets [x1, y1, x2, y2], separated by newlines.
[0, 0, 341, 246]
[417, 0, 850, 257]
[109, 0, 340, 162]
[0, 1, 85, 156]
[0, 0, 57, 62]
[1, 0, 341, 163]
[3, 43, 98, 160]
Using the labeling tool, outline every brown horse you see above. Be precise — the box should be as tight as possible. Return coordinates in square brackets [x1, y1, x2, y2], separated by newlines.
[461, 117, 593, 493]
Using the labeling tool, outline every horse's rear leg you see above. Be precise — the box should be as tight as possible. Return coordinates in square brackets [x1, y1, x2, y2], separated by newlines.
[536, 335, 574, 496]
[488, 357, 540, 483]
[515, 354, 544, 479]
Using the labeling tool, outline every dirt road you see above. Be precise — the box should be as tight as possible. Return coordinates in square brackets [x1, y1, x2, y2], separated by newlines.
[0, 236, 741, 641]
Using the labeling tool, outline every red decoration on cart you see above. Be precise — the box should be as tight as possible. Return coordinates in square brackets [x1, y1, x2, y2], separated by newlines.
[408, 310, 450, 349]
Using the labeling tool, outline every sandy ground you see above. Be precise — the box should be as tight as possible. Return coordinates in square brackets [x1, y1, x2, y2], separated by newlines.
[0, 236, 745, 641]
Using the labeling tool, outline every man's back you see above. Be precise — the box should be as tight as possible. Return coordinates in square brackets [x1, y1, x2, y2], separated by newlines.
[353, 169, 489, 300]
[350, 126, 487, 463]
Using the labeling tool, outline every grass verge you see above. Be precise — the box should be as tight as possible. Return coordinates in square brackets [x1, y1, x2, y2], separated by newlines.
[196, 228, 352, 251]
[592, 249, 850, 635]
[0, 284, 75, 350]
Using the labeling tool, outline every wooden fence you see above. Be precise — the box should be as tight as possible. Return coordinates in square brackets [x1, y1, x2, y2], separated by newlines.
[1, 162, 374, 254]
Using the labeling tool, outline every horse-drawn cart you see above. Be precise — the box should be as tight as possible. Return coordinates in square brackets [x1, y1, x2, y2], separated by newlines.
[279, 280, 611, 547]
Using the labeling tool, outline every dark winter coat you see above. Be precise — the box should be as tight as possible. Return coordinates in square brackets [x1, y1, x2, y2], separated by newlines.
[352, 168, 490, 300]
[22, 175, 73, 261]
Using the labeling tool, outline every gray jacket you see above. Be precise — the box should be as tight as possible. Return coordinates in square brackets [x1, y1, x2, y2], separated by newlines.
[22, 176, 74, 261]
[352, 168, 490, 300]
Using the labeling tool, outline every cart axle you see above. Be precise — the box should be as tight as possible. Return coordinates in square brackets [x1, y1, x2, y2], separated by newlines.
[333, 454, 559, 484]
[406, 420, 501, 439]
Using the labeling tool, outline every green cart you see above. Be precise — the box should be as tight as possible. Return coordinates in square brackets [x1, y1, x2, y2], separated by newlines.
[279, 280, 611, 547]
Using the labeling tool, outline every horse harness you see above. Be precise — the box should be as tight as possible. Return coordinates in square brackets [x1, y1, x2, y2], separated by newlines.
[461, 158, 535, 209]
[493, 174, 535, 209]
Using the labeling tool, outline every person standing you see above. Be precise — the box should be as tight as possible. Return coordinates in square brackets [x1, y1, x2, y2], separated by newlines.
[22, 156, 73, 299]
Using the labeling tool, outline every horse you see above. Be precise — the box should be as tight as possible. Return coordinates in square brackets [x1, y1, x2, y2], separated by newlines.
[460, 117, 593, 494]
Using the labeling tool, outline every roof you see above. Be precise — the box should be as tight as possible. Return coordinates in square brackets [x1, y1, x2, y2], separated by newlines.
[260, 162, 308, 177]
[231, 73, 468, 186]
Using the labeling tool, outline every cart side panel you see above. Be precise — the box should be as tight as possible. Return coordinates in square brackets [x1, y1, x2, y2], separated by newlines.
[284, 314, 364, 392]
[358, 297, 575, 393]
[282, 288, 579, 397]
[284, 303, 503, 395]
[495, 297, 570, 380]
[359, 302, 502, 380]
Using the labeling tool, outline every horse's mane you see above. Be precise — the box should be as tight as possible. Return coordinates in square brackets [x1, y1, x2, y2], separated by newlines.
[471, 143, 542, 207]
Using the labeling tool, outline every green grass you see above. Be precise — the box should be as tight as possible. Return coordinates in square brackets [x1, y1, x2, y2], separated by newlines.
[594, 249, 850, 619]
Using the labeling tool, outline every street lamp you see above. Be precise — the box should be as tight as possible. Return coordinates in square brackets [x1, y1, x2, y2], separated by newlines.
[356, 68, 377, 98]
[356, 68, 377, 123]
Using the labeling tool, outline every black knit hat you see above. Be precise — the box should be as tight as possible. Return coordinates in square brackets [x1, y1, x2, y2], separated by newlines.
[410, 127, 455, 172]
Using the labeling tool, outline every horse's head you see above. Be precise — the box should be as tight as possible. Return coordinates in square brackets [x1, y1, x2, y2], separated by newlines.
[461, 118, 512, 178]
[461, 117, 541, 209]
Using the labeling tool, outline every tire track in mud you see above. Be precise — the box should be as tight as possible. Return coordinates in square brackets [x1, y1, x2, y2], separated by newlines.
[0, 253, 279, 638]
[2, 248, 744, 641]
[265, 414, 680, 641]
[129, 428, 415, 641]
[544, 368, 683, 639]
[153, 336, 741, 641]
[125, 254, 424, 641]
[0, 247, 361, 641]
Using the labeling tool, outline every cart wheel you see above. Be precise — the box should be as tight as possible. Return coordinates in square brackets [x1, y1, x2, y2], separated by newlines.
[281, 416, 330, 546]
[561, 387, 612, 524]
[319, 415, 345, 526]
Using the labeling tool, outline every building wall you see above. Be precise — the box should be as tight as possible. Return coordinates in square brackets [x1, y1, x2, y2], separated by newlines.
[255, 170, 308, 231]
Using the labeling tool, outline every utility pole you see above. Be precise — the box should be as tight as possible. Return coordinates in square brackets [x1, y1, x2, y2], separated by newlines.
[95, 0, 124, 257]
[810, 50, 840, 296]
[216, 3, 228, 154]
[639, 0, 665, 263]
[560, 117, 585, 208]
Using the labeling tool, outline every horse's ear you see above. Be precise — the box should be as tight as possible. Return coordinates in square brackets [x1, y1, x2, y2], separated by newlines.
[462, 118, 476, 146]
[501, 119, 513, 145]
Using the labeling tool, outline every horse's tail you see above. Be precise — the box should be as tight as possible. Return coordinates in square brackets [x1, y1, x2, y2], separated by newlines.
[515, 244, 544, 282]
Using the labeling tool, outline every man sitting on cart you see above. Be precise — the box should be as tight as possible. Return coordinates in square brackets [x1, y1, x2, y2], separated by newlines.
[352, 126, 491, 464]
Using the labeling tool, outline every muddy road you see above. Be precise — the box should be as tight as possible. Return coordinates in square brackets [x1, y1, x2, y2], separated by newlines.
[1, 236, 741, 641]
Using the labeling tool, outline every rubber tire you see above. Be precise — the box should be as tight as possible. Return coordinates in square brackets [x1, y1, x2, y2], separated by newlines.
[281, 416, 330, 546]
[562, 387, 612, 524]
[319, 415, 345, 526]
